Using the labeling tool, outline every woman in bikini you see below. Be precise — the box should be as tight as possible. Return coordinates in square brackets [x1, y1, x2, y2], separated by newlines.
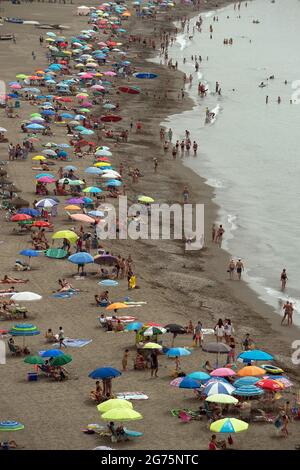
[0, 275, 28, 284]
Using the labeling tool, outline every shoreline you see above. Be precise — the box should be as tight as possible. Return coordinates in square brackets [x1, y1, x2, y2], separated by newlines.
[0, 0, 299, 450]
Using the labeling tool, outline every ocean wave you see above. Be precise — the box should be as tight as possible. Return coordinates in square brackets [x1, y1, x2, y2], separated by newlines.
[206, 178, 224, 188]
[264, 287, 300, 315]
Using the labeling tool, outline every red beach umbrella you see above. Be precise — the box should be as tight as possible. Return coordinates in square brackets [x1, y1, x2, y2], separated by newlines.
[118, 86, 140, 95]
[100, 115, 122, 123]
[32, 221, 51, 228]
[256, 379, 284, 392]
[11, 214, 32, 222]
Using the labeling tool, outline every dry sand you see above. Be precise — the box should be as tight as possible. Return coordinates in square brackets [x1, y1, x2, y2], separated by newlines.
[0, 1, 299, 450]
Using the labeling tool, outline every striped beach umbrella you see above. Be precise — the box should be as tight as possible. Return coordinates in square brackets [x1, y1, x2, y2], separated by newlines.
[9, 324, 40, 336]
[233, 385, 264, 397]
[203, 381, 235, 396]
[0, 421, 24, 432]
[210, 418, 248, 433]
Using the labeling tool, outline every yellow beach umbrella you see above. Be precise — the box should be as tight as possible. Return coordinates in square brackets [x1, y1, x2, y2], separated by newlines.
[138, 196, 154, 204]
[97, 399, 133, 414]
[52, 230, 78, 244]
[205, 394, 238, 405]
[32, 155, 46, 161]
[101, 408, 142, 421]
[143, 342, 162, 350]
[94, 162, 111, 168]
[64, 205, 81, 211]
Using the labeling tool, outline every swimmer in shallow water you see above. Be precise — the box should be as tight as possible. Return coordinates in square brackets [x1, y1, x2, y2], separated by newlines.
[259, 82, 266, 88]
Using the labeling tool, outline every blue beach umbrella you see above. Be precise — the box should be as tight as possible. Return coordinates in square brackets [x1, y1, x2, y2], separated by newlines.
[203, 381, 235, 396]
[177, 377, 200, 389]
[0, 421, 24, 432]
[26, 123, 45, 130]
[85, 167, 103, 175]
[18, 208, 40, 217]
[82, 197, 93, 204]
[41, 349, 64, 358]
[233, 377, 260, 387]
[238, 350, 274, 362]
[35, 173, 54, 180]
[68, 252, 94, 265]
[41, 109, 56, 116]
[89, 367, 121, 380]
[60, 113, 74, 119]
[88, 210, 104, 217]
[187, 371, 211, 382]
[233, 385, 264, 397]
[165, 347, 191, 357]
[64, 165, 77, 172]
[125, 322, 143, 332]
[19, 249, 39, 260]
[105, 180, 122, 187]
[98, 280, 119, 287]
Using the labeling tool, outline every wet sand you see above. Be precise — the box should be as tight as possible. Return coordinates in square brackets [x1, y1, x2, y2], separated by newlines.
[0, 1, 299, 450]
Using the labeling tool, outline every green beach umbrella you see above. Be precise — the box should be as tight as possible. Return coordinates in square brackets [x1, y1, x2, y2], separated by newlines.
[50, 354, 72, 366]
[0, 421, 24, 432]
[24, 355, 44, 365]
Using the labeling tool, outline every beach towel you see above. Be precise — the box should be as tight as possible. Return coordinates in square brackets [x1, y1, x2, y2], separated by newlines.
[116, 392, 148, 400]
[45, 248, 68, 259]
[52, 338, 92, 348]
[106, 316, 137, 324]
[124, 301, 147, 306]
[52, 291, 78, 298]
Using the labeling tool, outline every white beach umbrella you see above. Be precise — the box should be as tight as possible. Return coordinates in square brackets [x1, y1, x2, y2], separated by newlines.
[11, 292, 42, 302]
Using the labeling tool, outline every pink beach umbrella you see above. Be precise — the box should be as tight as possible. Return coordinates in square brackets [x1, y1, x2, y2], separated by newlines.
[91, 85, 105, 91]
[37, 176, 56, 184]
[81, 101, 93, 107]
[210, 367, 236, 377]
[80, 73, 94, 79]
[70, 213, 95, 223]
[10, 83, 22, 89]
[103, 71, 117, 77]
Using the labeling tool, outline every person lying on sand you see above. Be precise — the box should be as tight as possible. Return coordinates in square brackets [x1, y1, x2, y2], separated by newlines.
[0, 275, 29, 284]
[0, 287, 16, 293]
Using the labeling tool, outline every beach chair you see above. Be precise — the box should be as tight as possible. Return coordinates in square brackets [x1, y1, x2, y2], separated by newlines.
[7, 341, 22, 356]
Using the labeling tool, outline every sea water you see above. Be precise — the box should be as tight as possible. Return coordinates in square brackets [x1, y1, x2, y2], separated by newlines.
[153, 0, 300, 324]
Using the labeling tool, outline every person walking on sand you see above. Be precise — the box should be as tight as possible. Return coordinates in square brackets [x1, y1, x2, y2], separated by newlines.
[228, 259, 236, 280]
[215, 224, 225, 246]
[183, 186, 189, 203]
[153, 158, 158, 173]
[281, 301, 290, 326]
[150, 351, 159, 378]
[58, 326, 66, 348]
[122, 349, 129, 371]
[280, 269, 288, 290]
[236, 259, 244, 280]
[194, 321, 203, 347]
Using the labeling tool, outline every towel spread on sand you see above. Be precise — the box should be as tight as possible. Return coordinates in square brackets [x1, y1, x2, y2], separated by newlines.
[52, 291, 79, 299]
[40, 339, 92, 351]
[116, 392, 149, 400]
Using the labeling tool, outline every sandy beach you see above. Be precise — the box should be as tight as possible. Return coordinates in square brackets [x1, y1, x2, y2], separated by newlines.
[0, 0, 299, 451]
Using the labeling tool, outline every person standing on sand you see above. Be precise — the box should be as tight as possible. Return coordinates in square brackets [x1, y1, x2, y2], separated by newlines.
[58, 326, 66, 348]
[280, 269, 288, 290]
[153, 158, 158, 173]
[183, 186, 189, 203]
[228, 260, 236, 280]
[288, 302, 294, 326]
[194, 321, 203, 347]
[212, 224, 216, 242]
[281, 301, 290, 326]
[236, 259, 244, 280]
[150, 351, 159, 377]
[122, 349, 129, 371]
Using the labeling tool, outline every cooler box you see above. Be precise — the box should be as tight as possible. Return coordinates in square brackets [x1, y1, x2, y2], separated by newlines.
[28, 372, 38, 382]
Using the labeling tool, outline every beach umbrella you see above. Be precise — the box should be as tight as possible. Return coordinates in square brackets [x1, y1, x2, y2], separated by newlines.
[88, 367, 121, 379]
[99, 280, 118, 287]
[42, 149, 57, 157]
[143, 326, 167, 336]
[187, 371, 211, 382]
[65, 205, 81, 211]
[85, 167, 103, 175]
[0, 421, 24, 432]
[63, 165, 77, 172]
[105, 180, 122, 187]
[106, 303, 129, 311]
[26, 123, 45, 130]
[35, 173, 54, 180]
[164, 324, 186, 334]
[52, 230, 78, 244]
[206, 394, 238, 405]
[24, 355, 44, 365]
[9, 324, 40, 347]
[19, 249, 39, 264]
[88, 210, 105, 218]
[68, 252, 94, 265]
[165, 347, 191, 357]
[11, 292, 42, 302]
[32, 155, 46, 161]
[70, 214, 95, 223]
[100, 115, 122, 123]
[233, 385, 264, 397]
[237, 366, 266, 377]
[210, 418, 248, 433]
[256, 379, 284, 392]
[238, 350, 274, 361]
[11, 214, 32, 222]
[66, 197, 85, 205]
[94, 254, 118, 266]
[41, 349, 64, 358]
[125, 322, 143, 332]
[37, 176, 56, 184]
[143, 342, 162, 350]
[203, 381, 235, 396]
[211, 367, 236, 377]
[35, 198, 58, 209]
[233, 377, 260, 387]
[138, 195, 154, 203]
[50, 354, 72, 366]
[101, 409, 142, 421]
[202, 342, 231, 367]
[95, 149, 112, 157]
[83, 186, 102, 194]
[97, 399, 133, 413]
[170, 377, 200, 389]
